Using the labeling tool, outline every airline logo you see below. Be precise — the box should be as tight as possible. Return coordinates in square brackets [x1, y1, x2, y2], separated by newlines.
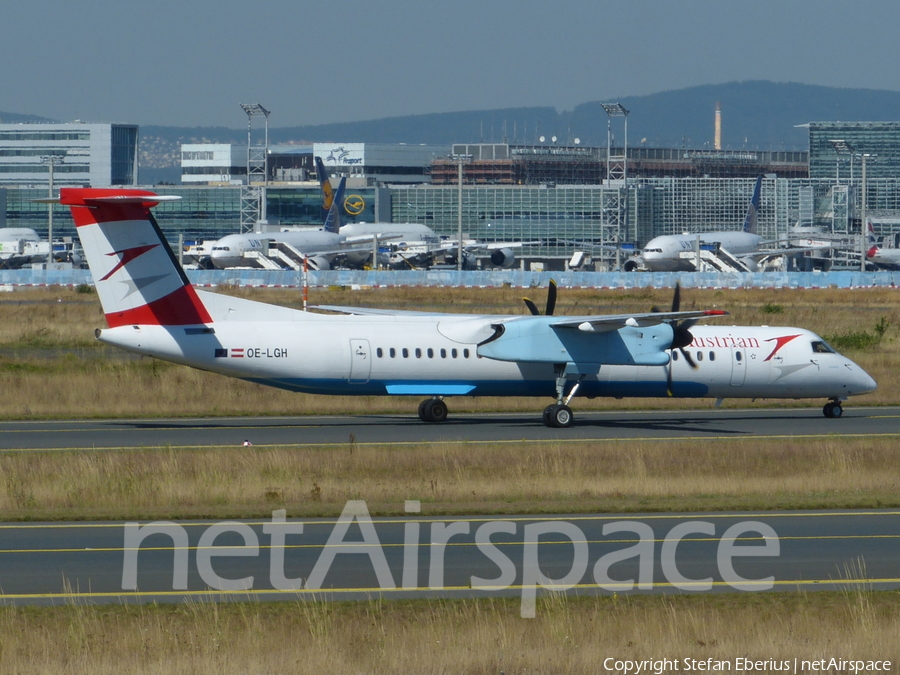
[101, 244, 159, 281]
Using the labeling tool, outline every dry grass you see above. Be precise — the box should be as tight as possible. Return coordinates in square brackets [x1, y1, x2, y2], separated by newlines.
[0, 285, 897, 418]
[3, 436, 899, 520]
[1, 593, 897, 674]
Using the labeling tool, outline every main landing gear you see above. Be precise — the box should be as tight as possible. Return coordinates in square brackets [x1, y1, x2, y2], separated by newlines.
[418, 397, 449, 423]
[823, 399, 844, 418]
[541, 365, 582, 428]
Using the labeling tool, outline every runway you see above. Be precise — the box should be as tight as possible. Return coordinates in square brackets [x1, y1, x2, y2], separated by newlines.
[0, 509, 898, 607]
[0, 406, 898, 451]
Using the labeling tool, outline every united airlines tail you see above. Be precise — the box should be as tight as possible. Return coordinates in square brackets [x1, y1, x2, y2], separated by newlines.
[742, 176, 763, 234]
[59, 188, 212, 328]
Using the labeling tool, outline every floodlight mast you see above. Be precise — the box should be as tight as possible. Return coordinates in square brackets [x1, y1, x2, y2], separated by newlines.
[602, 103, 629, 183]
[240, 103, 271, 232]
[40, 154, 65, 261]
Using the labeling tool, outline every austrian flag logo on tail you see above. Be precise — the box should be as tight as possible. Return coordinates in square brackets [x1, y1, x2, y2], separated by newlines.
[101, 244, 160, 281]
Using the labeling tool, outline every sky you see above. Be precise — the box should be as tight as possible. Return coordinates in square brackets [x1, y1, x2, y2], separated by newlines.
[3, 0, 900, 129]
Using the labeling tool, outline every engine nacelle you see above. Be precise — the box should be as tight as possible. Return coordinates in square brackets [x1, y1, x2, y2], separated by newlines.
[489, 247, 516, 268]
[306, 256, 331, 271]
[623, 258, 640, 272]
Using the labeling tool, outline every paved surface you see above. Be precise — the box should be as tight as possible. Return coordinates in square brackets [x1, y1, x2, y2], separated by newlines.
[0, 406, 897, 451]
[0, 510, 897, 606]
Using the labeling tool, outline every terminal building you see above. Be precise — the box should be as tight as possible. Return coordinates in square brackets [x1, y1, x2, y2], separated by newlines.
[4, 119, 900, 269]
[0, 122, 138, 187]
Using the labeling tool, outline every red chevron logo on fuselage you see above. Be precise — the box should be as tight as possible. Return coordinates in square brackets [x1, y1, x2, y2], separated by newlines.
[763, 334, 802, 361]
[101, 244, 159, 281]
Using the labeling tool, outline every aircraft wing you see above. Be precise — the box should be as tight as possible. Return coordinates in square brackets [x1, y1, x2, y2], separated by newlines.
[310, 305, 454, 316]
[547, 309, 727, 333]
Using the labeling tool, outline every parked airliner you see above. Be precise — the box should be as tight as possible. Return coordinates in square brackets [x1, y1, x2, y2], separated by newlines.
[866, 220, 900, 269]
[625, 176, 807, 272]
[208, 175, 366, 270]
[58, 188, 876, 426]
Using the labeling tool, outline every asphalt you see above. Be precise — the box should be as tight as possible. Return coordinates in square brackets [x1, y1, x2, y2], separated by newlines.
[0, 510, 897, 606]
[0, 405, 897, 451]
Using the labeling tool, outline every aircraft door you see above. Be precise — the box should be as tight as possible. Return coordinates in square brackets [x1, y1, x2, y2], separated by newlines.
[730, 347, 747, 386]
[349, 339, 372, 384]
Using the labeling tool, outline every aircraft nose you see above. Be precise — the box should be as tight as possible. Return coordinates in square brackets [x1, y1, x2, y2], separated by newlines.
[848, 362, 877, 395]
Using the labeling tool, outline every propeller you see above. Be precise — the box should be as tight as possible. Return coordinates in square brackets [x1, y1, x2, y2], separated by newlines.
[523, 278, 557, 316]
[653, 284, 699, 395]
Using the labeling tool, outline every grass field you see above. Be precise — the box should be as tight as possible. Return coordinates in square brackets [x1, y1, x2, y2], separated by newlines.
[1, 593, 897, 674]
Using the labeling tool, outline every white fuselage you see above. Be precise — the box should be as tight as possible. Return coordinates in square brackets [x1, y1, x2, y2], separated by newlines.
[96, 298, 876, 403]
[209, 231, 343, 269]
[640, 232, 760, 272]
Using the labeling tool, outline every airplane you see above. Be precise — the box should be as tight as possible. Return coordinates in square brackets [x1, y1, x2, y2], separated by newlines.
[314, 157, 520, 270]
[625, 176, 814, 273]
[57, 187, 876, 426]
[208, 175, 375, 270]
[0, 228, 50, 268]
[865, 220, 900, 269]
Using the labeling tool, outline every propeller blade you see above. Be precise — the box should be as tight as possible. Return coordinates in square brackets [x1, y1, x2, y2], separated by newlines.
[666, 356, 675, 396]
[523, 297, 540, 316]
[680, 347, 698, 369]
[545, 279, 557, 316]
[671, 283, 681, 313]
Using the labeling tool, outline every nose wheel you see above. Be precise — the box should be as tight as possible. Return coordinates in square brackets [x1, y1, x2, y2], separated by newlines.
[418, 398, 449, 423]
[823, 400, 843, 418]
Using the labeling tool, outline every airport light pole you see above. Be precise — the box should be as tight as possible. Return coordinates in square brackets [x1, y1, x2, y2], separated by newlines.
[450, 153, 472, 272]
[860, 153, 874, 271]
[40, 154, 65, 263]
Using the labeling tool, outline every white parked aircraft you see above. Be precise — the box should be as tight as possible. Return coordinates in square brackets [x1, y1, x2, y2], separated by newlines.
[625, 176, 807, 272]
[208, 174, 352, 270]
[313, 157, 518, 269]
[59, 188, 876, 426]
[866, 220, 900, 269]
[0, 228, 50, 268]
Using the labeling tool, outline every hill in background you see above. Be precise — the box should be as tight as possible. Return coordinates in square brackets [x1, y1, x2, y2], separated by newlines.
[5, 81, 900, 184]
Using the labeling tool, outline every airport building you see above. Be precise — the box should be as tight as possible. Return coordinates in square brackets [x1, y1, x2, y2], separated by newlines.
[0, 122, 139, 187]
[7, 119, 900, 269]
[809, 122, 900, 180]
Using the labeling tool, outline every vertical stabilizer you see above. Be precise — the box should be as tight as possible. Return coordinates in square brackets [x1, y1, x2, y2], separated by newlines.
[322, 176, 347, 235]
[60, 188, 212, 328]
[742, 176, 763, 234]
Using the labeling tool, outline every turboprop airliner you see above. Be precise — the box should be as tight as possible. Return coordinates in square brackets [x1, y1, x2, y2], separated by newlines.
[57, 188, 876, 427]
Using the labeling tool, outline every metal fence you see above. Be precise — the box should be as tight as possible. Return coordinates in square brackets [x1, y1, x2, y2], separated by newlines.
[3, 269, 900, 290]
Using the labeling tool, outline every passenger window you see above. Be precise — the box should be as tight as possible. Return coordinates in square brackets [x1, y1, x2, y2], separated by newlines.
[415, 348, 422, 358]
[735, 351, 742, 362]
[427, 348, 434, 358]
[672, 351, 679, 361]
[709, 351, 715, 361]
[376, 348, 383, 358]
[452, 348, 458, 358]
[463, 348, 470, 358]
[389, 348, 396, 358]
[402, 348, 409, 358]
[441, 348, 447, 358]
[696, 352, 703, 362]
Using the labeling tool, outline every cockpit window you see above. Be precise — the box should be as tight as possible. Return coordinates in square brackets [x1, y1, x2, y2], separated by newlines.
[811, 340, 835, 354]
